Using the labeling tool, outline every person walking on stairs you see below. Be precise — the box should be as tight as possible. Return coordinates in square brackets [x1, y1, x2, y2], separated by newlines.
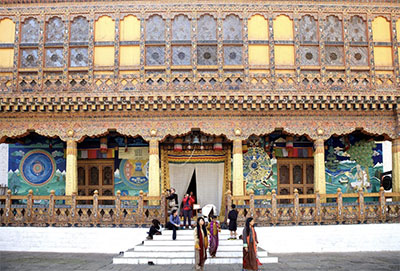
[207, 215, 220, 258]
[242, 217, 262, 271]
[194, 216, 208, 271]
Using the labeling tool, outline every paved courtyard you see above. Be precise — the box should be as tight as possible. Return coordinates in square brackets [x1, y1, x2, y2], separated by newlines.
[0, 251, 399, 271]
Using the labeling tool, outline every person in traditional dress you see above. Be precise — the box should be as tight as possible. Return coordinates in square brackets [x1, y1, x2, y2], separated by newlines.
[194, 216, 208, 270]
[207, 215, 220, 258]
[227, 204, 238, 240]
[242, 217, 262, 271]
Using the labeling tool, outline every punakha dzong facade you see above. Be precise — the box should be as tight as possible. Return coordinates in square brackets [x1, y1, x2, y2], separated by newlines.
[0, 0, 399, 226]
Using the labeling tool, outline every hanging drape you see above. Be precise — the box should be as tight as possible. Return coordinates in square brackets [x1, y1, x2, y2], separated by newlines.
[168, 163, 195, 207]
[195, 163, 224, 215]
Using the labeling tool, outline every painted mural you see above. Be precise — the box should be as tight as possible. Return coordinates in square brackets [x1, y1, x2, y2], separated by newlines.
[243, 146, 277, 196]
[325, 136, 383, 199]
[8, 136, 66, 196]
[115, 146, 149, 197]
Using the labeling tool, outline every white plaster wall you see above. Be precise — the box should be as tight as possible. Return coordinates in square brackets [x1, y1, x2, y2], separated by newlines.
[0, 224, 399, 254]
[0, 227, 147, 254]
[0, 144, 8, 187]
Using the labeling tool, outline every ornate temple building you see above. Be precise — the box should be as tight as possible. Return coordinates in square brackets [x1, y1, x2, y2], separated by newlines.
[0, 0, 399, 224]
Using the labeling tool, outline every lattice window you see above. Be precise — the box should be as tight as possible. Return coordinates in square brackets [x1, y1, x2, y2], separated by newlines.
[45, 17, 64, 69]
[70, 16, 89, 43]
[299, 15, 319, 66]
[172, 15, 191, 67]
[223, 14, 242, 66]
[21, 17, 39, 44]
[324, 15, 343, 42]
[146, 15, 165, 66]
[198, 14, 216, 41]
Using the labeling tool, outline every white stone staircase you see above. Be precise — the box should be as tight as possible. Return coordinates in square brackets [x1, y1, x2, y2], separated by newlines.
[113, 229, 278, 265]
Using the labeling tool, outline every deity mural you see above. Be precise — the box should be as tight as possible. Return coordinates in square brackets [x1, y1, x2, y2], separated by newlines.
[325, 136, 383, 199]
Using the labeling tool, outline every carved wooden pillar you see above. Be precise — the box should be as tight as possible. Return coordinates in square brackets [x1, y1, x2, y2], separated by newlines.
[232, 139, 244, 196]
[65, 140, 78, 196]
[149, 139, 160, 197]
[313, 138, 326, 195]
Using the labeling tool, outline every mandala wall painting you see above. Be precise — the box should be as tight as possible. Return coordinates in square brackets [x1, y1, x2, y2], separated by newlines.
[119, 159, 149, 189]
[19, 150, 56, 186]
[243, 147, 273, 189]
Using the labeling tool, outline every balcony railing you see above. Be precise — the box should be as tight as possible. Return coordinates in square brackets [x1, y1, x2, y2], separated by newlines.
[1, 187, 399, 227]
[226, 187, 400, 226]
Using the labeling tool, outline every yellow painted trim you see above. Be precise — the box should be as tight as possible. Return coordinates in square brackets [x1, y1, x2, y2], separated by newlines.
[95, 16, 115, 42]
[373, 46, 393, 67]
[120, 46, 140, 66]
[248, 15, 268, 40]
[0, 49, 14, 68]
[120, 15, 140, 41]
[249, 45, 269, 65]
[94, 46, 115, 66]
[273, 15, 293, 41]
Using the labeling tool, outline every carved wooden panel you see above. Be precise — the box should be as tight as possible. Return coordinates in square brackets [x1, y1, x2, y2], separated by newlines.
[46, 17, 64, 43]
[172, 46, 191, 65]
[70, 47, 88, 67]
[324, 16, 343, 42]
[172, 15, 191, 41]
[70, 17, 89, 43]
[349, 16, 367, 43]
[299, 15, 317, 42]
[325, 46, 344, 65]
[146, 46, 165, 65]
[21, 18, 39, 44]
[198, 14, 216, 41]
[146, 15, 165, 41]
[224, 46, 242, 65]
[299, 46, 319, 65]
[349, 46, 368, 66]
[197, 45, 217, 65]
[20, 49, 39, 68]
[45, 48, 63, 67]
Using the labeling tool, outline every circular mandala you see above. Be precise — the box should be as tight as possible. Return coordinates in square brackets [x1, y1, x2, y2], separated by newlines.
[120, 159, 149, 188]
[243, 147, 272, 184]
[20, 150, 56, 186]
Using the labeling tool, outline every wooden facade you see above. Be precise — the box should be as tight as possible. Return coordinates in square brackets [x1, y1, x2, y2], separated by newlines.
[0, 0, 399, 226]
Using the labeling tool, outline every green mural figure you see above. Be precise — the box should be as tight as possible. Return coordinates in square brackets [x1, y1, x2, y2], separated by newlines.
[347, 140, 376, 191]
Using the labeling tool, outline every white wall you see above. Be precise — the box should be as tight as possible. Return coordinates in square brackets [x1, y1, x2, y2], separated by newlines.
[382, 140, 392, 173]
[0, 224, 399, 254]
[0, 144, 8, 187]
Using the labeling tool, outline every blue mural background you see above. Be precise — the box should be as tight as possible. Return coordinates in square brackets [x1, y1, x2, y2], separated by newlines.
[8, 135, 66, 196]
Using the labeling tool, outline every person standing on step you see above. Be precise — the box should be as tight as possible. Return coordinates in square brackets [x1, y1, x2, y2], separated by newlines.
[242, 217, 262, 271]
[207, 215, 220, 258]
[182, 193, 195, 229]
[166, 209, 180, 240]
[194, 216, 208, 271]
[166, 188, 179, 215]
[227, 204, 238, 240]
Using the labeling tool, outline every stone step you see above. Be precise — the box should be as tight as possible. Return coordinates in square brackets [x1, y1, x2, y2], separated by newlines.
[143, 239, 242, 246]
[133, 245, 243, 252]
[113, 255, 278, 265]
[124, 250, 269, 258]
[152, 234, 232, 241]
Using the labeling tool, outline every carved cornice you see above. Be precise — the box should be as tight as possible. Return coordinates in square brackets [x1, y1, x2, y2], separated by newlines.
[0, 112, 396, 141]
[0, 93, 398, 113]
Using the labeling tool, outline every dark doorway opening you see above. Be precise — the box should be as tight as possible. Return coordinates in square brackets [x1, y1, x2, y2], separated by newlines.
[186, 170, 197, 203]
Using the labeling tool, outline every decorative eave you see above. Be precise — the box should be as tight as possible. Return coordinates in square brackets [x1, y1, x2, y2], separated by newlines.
[0, 93, 399, 113]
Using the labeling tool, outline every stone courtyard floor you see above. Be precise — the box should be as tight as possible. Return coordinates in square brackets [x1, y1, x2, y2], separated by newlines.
[0, 251, 399, 270]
